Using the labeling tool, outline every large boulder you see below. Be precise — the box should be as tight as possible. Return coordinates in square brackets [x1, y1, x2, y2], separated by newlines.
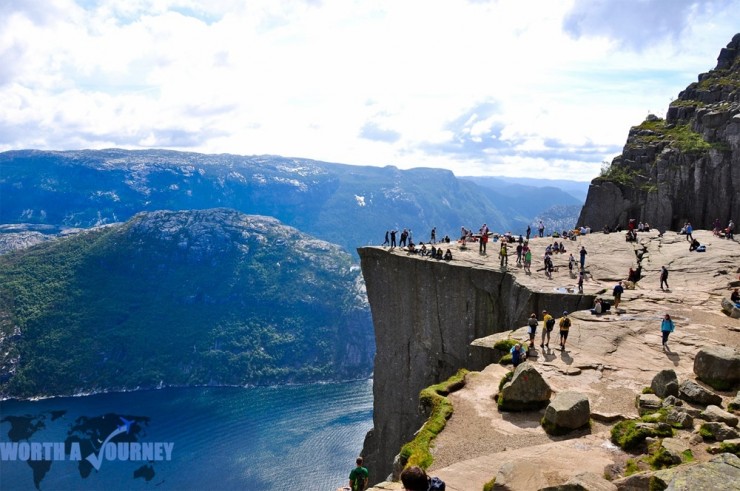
[701, 405, 739, 427]
[498, 362, 552, 411]
[542, 391, 591, 435]
[679, 380, 723, 407]
[651, 369, 679, 398]
[693, 346, 740, 391]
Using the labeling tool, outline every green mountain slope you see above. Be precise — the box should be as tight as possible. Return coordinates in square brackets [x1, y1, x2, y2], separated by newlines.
[0, 209, 373, 399]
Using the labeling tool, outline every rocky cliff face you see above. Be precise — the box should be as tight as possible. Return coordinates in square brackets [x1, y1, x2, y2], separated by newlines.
[358, 247, 594, 483]
[578, 33, 740, 231]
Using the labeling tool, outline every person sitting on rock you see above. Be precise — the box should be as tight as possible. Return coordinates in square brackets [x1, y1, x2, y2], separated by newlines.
[591, 298, 603, 315]
[510, 343, 526, 367]
[689, 238, 701, 251]
[419, 243, 428, 256]
[732, 288, 740, 305]
[435, 248, 443, 260]
[443, 249, 452, 261]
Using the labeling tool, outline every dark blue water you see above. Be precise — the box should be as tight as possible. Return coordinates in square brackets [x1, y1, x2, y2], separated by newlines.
[0, 380, 373, 491]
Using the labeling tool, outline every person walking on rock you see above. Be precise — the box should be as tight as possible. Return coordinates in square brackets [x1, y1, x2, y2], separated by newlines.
[579, 246, 587, 270]
[559, 311, 571, 350]
[382, 230, 389, 247]
[660, 266, 669, 291]
[541, 310, 554, 348]
[527, 313, 538, 349]
[661, 313, 675, 349]
[613, 281, 624, 309]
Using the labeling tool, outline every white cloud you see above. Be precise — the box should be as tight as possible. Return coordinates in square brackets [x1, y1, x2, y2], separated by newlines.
[0, 0, 738, 181]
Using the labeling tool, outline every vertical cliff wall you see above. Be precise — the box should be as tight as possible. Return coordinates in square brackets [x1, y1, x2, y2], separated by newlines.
[578, 33, 740, 231]
[358, 247, 594, 483]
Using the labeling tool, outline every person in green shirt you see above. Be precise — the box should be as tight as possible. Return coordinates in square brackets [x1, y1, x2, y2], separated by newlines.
[349, 457, 368, 491]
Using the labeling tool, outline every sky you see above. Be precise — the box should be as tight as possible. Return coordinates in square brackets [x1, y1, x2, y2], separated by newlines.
[0, 0, 738, 181]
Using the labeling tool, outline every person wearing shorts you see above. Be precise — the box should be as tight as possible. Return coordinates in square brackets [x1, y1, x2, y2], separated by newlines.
[559, 311, 572, 350]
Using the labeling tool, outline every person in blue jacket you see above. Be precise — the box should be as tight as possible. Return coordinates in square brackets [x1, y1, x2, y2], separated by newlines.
[661, 313, 675, 349]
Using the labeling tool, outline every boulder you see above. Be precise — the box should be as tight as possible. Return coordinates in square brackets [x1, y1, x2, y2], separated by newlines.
[721, 297, 740, 318]
[701, 405, 739, 427]
[729, 391, 740, 412]
[666, 408, 694, 429]
[650, 453, 740, 489]
[498, 362, 552, 411]
[651, 369, 679, 398]
[693, 346, 740, 391]
[662, 395, 683, 408]
[636, 393, 662, 416]
[700, 421, 740, 441]
[542, 391, 591, 434]
[679, 380, 723, 407]
[658, 437, 690, 466]
[539, 472, 617, 491]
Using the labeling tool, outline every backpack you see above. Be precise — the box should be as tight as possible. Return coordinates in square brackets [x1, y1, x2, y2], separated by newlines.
[696, 245, 706, 252]
[562, 317, 571, 328]
[428, 476, 446, 490]
[546, 318, 555, 329]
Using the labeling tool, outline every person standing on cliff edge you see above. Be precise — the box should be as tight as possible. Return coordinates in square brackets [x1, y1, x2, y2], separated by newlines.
[348, 457, 368, 491]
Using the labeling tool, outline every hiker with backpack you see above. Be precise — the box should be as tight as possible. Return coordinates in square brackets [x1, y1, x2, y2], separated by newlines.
[400, 465, 445, 491]
[348, 457, 368, 491]
[559, 311, 572, 351]
[541, 310, 554, 349]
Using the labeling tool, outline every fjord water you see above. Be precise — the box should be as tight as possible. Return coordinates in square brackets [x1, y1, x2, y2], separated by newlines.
[0, 379, 373, 490]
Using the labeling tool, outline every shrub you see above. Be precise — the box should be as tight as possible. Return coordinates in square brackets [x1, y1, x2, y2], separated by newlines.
[493, 338, 518, 351]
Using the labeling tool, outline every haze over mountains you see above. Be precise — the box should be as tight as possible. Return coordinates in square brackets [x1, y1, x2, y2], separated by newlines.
[0, 149, 585, 255]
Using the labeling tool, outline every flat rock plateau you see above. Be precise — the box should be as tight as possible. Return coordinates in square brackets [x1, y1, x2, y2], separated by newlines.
[368, 229, 740, 490]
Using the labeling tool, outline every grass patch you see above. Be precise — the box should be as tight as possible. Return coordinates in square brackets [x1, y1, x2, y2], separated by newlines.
[498, 371, 514, 392]
[631, 118, 714, 154]
[682, 449, 694, 462]
[399, 369, 469, 470]
[699, 424, 715, 440]
[642, 387, 655, 394]
[483, 477, 496, 491]
[647, 445, 677, 470]
[625, 458, 640, 476]
[611, 420, 673, 451]
[499, 354, 513, 365]
[493, 338, 518, 351]
[718, 441, 740, 456]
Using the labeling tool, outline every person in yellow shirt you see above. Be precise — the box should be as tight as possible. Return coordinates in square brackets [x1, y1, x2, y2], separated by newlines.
[559, 311, 572, 350]
[541, 310, 554, 348]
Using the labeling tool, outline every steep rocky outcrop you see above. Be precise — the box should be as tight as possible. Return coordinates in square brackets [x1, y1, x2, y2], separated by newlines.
[358, 246, 594, 483]
[578, 33, 740, 231]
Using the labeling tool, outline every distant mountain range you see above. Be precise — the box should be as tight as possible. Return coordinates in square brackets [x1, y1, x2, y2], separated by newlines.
[0, 149, 585, 252]
[0, 209, 373, 398]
